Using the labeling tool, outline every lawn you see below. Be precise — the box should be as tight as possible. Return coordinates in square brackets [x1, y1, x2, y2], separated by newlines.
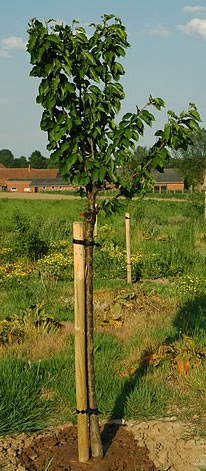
[0, 194, 206, 435]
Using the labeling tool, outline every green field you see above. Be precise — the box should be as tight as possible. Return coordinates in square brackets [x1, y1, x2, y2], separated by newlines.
[0, 194, 206, 435]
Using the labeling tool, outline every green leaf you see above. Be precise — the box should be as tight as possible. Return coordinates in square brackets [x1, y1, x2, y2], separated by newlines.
[62, 63, 71, 76]
[89, 67, 100, 81]
[168, 110, 177, 119]
[125, 129, 132, 139]
[163, 124, 170, 141]
[113, 62, 124, 76]
[64, 154, 78, 172]
[103, 14, 116, 21]
[83, 51, 97, 65]
[91, 168, 99, 182]
[149, 95, 165, 110]
[139, 110, 155, 126]
[49, 34, 60, 44]
[99, 166, 106, 180]
[186, 119, 200, 132]
[74, 173, 90, 185]
[188, 109, 201, 121]
[122, 113, 133, 120]
[89, 85, 101, 95]
[116, 46, 126, 57]
[151, 154, 164, 169]
[66, 82, 76, 93]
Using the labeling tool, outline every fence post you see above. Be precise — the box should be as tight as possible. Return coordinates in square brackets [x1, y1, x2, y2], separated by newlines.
[125, 212, 132, 283]
[73, 222, 89, 463]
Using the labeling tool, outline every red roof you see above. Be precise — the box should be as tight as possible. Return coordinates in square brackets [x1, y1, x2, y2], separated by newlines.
[0, 168, 58, 187]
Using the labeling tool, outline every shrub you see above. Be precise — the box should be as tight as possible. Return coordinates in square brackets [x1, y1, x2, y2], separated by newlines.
[12, 210, 49, 261]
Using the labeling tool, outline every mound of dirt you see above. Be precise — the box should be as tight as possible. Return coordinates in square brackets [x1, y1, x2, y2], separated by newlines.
[17, 424, 156, 471]
[1, 419, 206, 470]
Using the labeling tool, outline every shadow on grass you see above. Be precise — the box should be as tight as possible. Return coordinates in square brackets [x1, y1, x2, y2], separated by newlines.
[173, 295, 206, 337]
[101, 355, 150, 455]
[102, 294, 206, 452]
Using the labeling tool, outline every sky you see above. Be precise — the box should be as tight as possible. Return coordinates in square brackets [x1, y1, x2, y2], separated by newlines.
[1, 0, 206, 158]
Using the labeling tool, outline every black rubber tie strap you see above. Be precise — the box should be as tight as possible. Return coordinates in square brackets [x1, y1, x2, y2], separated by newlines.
[76, 408, 101, 416]
[76, 409, 87, 415]
[86, 408, 101, 416]
[73, 239, 95, 247]
[73, 239, 101, 248]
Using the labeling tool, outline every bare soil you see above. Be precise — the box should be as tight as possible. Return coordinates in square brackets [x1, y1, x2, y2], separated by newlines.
[1, 419, 206, 470]
[4, 424, 156, 471]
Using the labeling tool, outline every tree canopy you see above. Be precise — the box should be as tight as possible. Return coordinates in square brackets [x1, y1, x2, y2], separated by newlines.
[0, 149, 55, 168]
[29, 150, 49, 169]
[0, 149, 14, 167]
[12, 156, 28, 168]
[27, 15, 201, 209]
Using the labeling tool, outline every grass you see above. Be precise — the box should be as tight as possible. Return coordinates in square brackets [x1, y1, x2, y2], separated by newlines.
[0, 356, 55, 435]
[0, 196, 206, 435]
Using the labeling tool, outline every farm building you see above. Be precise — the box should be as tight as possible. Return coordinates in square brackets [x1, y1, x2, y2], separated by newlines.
[153, 168, 185, 193]
[0, 168, 71, 192]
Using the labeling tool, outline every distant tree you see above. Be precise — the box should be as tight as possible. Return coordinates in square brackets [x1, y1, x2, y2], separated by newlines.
[120, 146, 148, 177]
[12, 156, 28, 168]
[47, 158, 59, 169]
[0, 149, 14, 167]
[172, 128, 206, 186]
[164, 156, 180, 168]
[29, 150, 49, 168]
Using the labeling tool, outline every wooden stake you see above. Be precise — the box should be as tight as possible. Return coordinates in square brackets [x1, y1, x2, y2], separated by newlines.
[73, 222, 89, 463]
[125, 212, 132, 283]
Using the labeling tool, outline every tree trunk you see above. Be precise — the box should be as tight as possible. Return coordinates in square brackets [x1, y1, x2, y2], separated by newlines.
[84, 189, 103, 458]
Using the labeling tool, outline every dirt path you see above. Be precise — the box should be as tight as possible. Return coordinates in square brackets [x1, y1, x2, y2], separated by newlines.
[0, 192, 190, 202]
[0, 192, 82, 200]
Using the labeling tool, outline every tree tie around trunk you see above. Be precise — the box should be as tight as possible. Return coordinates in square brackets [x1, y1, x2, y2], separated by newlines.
[76, 408, 101, 416]
[73, 239, 101, 248]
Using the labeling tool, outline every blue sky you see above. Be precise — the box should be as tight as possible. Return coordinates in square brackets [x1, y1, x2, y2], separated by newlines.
[1, 0, 206, 158]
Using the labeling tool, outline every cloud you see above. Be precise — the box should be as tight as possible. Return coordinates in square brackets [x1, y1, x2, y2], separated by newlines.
[178, 18, 206, 39]
[2, 36, 26, 50]
[0, 36, 26, 58]
[143, 25, 172, 37]
[183, 5, 206, 13]
[0, 49, 10, 58]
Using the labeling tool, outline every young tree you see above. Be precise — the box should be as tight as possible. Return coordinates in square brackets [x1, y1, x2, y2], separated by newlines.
[27, 15, 200, 458]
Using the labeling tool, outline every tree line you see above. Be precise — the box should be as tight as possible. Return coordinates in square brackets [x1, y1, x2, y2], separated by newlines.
[1, 127, 205, 183]
[0, 149, 58, 169]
